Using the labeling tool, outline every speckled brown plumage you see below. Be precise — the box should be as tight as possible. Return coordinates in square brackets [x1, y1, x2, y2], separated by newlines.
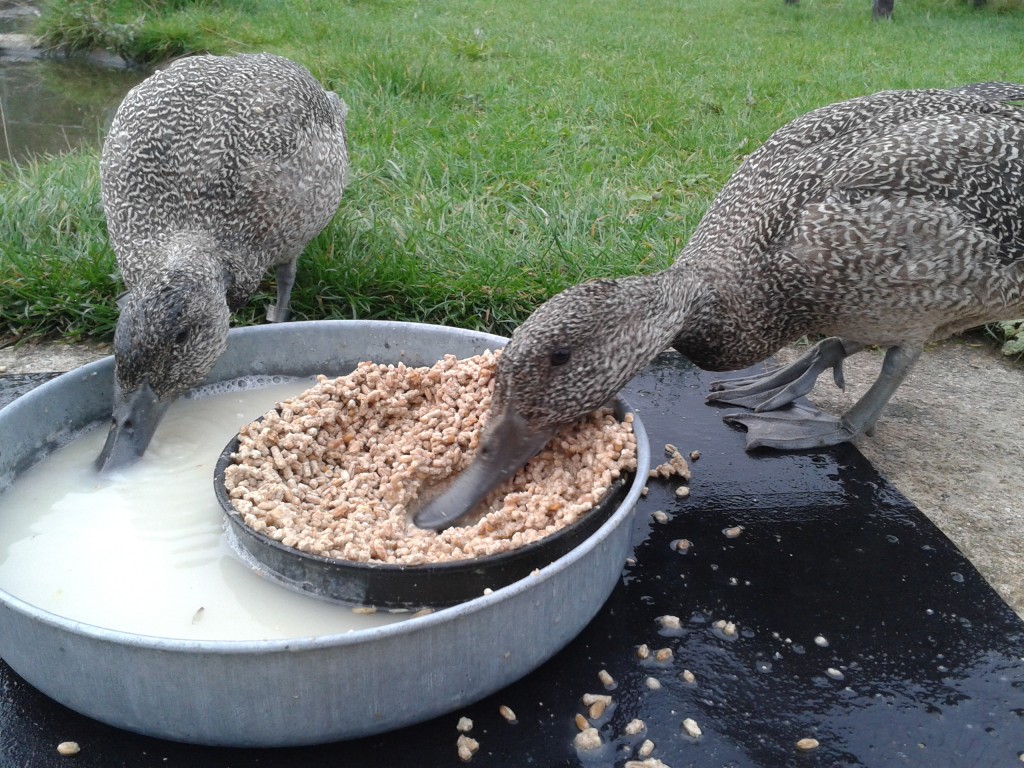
[96, 53, 349, 470]
[415, 83, 1024, 527]
[672, 84, 1024, 372]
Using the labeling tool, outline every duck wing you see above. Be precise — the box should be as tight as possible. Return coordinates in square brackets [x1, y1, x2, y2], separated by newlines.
[686, 85, 1024, 263]
[101, 53, 349, 293]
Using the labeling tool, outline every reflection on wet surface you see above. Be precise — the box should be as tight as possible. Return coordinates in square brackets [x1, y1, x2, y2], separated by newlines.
[0, 6, 145, 164]
[0, 58, 145, 163]
[565, 352, 1024, 766]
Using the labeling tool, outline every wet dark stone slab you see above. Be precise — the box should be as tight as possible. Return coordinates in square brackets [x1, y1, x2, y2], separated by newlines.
[0, 371, 59, 406]
[0, 353, 1021, 767]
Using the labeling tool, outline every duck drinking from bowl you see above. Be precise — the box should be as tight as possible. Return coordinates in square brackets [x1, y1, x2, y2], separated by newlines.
[96, 53, 349, 471]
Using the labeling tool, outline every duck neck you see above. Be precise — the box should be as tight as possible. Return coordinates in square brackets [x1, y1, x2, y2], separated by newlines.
[623, 268, 712, 363]
[163, 234, 234, 299]
[665, 242, 791, 371]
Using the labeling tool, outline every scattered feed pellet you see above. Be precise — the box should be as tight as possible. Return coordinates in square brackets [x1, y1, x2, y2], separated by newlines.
[224, 352, 638, 565]
[456, 716, 473, 733]
[650, 444, 691, 481]
[796, 737, 820, 751]
[681, 669, 696, 684]
[682, 717, 702, 738]
[654, 647, 673, 662]
[56, 742, 80, 756]
[583, 692, 612, 719]
[598, 669, 615, 688]
[636, 643, 651, 660]
[498, 704, 517, 723]
[675, 486, 690, 498]
[638, 739, 656, 758]
[644, 676, 662, 690]
[457, 734, 480, 761]
[723, 525, 743, 538]
[689, 450, 701, 461]
[625, 759, 670, 768]
[574, 713, 590, 731]
[673, 538, 691, 554]
[814, 635, 829, 647]
[651, 510, 669, 524]
[574, 727, 602, 751]
[713, 619, 738, 637]
[624, 718, 647, 736]
[657, 615, 681, 630]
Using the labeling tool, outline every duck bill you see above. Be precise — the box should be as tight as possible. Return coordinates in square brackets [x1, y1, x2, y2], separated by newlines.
[94, 379, 169, 473]
[412, 408, 555, 531]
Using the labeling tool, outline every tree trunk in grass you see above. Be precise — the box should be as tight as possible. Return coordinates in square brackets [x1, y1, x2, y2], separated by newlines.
[872, 0, 894, 20]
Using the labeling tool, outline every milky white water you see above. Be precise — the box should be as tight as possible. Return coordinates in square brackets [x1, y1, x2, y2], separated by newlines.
[0, 377, 408, 641]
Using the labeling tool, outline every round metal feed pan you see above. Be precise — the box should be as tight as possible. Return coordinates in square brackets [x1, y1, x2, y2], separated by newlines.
[0, 320, 650, 747]
[215, 413, 634, 610]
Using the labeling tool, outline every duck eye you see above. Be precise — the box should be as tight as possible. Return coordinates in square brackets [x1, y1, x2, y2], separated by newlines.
[550, 348, 571, 367]
[175, 328, 191, 346]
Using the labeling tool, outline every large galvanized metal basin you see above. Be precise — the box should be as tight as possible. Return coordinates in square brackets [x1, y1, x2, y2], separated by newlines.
[0, 320, 650, 747]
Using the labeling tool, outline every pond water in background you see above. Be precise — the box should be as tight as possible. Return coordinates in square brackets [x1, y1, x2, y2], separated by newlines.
[0, 4, 147, 164]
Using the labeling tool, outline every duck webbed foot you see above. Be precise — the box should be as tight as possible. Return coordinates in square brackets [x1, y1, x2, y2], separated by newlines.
[706, 337, 864, 411]
[720, 402, 858, 450]
[711, 343, 922, 451]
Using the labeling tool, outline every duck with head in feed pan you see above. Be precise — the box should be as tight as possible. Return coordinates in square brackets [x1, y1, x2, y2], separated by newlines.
[414, 82, 1024, 530]
[213, 346, 645, 610]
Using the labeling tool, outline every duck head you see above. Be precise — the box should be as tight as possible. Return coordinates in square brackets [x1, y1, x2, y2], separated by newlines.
[413, 276, 676, 530]
[96, 268, 230, 472]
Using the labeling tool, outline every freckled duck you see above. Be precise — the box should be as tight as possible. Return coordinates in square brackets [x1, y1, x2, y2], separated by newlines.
[95, 53, 349, 471]
[415, 82, 1024, 529]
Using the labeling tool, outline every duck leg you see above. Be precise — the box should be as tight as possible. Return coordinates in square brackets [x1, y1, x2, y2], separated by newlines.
[707, 337, 865, 411]
[720, 344, 922, 450]
[266, 258, 298, 323]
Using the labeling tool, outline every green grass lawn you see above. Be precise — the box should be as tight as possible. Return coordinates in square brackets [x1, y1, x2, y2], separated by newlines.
[2, 0, 1023, 343]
